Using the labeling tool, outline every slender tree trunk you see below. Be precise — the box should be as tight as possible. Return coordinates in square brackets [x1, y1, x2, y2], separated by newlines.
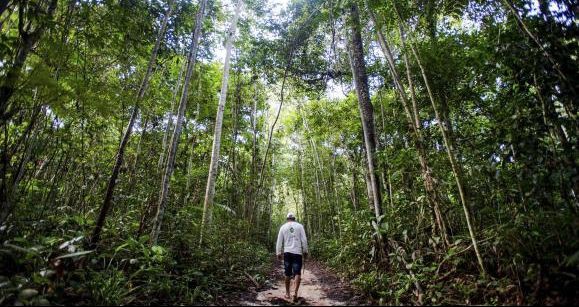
[228, 70, 241, 212]
[298, 147, 310, 238]
[401, 42, 420, 130]
[150, 0, 207, 245]
[183, 134, 197, 206]
[379, 103, 394, 209]
[39, 149, 66, 218]
[159, 56, 186, 171]
[346, 3, 382, 221]
[248, 107, 270, 232]
[256, 25, 299, 195]
[308, 136, 332, 213]
[300, 109, 331, 212]
[89, 2, 173, 247]
[256, 73, 288, 194]
[200, 0, 242, 241]
[350, 163, 359, 211]
[331, 155, 342, 239]
[246, 83, 259, 220]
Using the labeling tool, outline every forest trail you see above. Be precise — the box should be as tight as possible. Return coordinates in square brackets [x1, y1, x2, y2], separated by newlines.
[237, 260, 367, 306]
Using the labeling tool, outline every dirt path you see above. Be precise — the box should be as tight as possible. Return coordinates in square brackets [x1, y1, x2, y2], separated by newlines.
[237, 260, 368, 306]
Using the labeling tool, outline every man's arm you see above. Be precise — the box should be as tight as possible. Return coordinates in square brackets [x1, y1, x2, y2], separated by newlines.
[276, 226, 284, 258]
[300, 225, 309, 255]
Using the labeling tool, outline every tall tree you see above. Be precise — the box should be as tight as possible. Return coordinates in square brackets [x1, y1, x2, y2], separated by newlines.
[200, 0, 242, 236]
[346, 3, 382, 221]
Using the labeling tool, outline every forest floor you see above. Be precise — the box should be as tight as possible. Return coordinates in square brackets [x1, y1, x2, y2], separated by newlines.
[218, 259, 370, 306]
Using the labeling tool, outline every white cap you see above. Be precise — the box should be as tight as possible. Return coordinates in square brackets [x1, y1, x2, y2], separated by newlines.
[287, 212, 295, 219]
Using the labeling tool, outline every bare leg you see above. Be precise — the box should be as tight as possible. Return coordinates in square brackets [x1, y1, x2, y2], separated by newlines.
[285, 276, 291, 299]
[293, 274, 301, 301]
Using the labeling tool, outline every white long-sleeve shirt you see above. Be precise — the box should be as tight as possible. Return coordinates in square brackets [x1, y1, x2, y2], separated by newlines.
[276, 221, 308, 255]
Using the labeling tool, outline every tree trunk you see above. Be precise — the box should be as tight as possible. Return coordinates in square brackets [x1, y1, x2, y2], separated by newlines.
[379, 103, 394, 209]
[246, 83, 259, 220]
[89, 2, 173, 247]
[298, 147, 310, 238]
[159, 56, 186, 171]
[346, 3, 383, 221]
[364, 164, 374, 211]
[228, 70, 241, 213]
[200, 0, 242, 241]
[350, 163, 359, 211]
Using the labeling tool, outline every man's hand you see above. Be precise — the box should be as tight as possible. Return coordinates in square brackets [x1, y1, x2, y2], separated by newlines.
[277, 254, 282, 261]
[303, 252, 308, 259]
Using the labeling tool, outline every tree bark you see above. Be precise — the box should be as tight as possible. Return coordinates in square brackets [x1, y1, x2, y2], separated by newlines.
[346, 3, 383, 221]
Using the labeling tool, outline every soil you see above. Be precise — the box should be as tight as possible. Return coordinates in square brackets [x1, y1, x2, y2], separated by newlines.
[218, 259, 369, 306]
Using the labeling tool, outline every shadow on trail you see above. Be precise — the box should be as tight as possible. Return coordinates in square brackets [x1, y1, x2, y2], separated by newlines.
[239, 259, 368, 306]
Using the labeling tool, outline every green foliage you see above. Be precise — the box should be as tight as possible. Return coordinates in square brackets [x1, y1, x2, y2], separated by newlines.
[0, 223, 271, 305]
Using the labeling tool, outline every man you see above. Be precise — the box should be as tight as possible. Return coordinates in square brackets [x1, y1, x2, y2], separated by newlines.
[276, 212, 308, 301]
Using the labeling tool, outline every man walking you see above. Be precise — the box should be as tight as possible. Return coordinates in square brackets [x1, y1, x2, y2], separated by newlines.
[276, 212, 308, 302]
